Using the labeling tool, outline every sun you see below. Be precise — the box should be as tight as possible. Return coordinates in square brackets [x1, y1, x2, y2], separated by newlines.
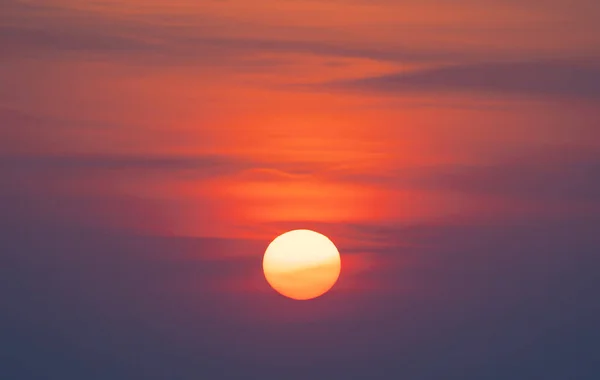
[263, 229, 341, 300]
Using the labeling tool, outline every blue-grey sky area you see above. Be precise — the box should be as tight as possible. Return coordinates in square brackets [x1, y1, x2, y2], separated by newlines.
[1, 1, 600, 379]
[3, 209, 599, 379]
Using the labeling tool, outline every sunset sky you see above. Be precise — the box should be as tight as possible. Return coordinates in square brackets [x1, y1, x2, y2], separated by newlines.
[2, 1, 600, 379]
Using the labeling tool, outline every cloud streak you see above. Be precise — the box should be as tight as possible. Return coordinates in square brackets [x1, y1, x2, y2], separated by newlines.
[0, 0, 522, 67]
[0, 152, 328, 199]
[326, 145, 600, 203]
[0, 22, 459, 66]
[321, 60, 600, 99]
[3, 144, 598, 214]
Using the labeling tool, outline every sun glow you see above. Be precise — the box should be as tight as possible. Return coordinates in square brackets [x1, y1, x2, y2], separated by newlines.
[262, 229, 341, 300]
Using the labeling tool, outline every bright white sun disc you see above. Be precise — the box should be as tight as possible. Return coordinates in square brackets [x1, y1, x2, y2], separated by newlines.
[262, 229, 341, 300]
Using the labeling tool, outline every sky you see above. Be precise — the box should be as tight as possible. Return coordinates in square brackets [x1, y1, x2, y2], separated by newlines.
[1, 0, 600, 379]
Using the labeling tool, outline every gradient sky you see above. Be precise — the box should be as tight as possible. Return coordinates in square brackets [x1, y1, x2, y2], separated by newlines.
[2, 1, 600, 379]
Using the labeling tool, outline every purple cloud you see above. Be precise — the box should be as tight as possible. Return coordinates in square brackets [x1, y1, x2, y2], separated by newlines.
[322, 60, 600, 99]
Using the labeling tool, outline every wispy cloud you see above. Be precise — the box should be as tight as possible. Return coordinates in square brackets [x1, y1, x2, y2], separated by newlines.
[326, 145, 600, 203]
[0, 22, 459, 67]
[0, 0, 520, 68]
[0, 152, 327, 185]
[319, 59, 600, 100]
[0, 24, 156, 54]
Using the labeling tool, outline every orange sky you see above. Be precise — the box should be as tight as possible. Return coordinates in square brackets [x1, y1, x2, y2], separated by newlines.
[2, 0, 600, 242]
